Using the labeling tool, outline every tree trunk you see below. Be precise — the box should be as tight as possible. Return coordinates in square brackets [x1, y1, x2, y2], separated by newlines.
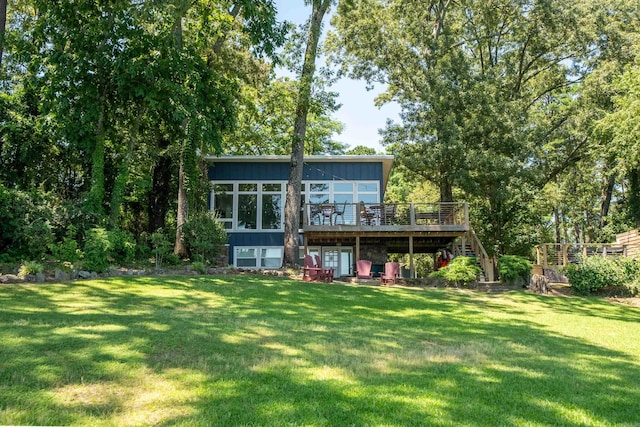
[109, 116, 139, 229]
[87, 97, 106, 217]
[0, 0, 7, 68]
[553, 207, 561, 243]
[628, 168, 640, 228]
[282, 0, 333, 267]
[174, 152, 188, 256]
[148, 153, 173, 233]
[172, 9, 189, 256]
[599, 172, 616, 229]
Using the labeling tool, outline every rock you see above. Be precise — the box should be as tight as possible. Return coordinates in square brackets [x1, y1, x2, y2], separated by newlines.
[35, 273, 45, 283]
[78, 270, 92, 279]
[54, 269, 71, 281]
[126, 269, 134, 276]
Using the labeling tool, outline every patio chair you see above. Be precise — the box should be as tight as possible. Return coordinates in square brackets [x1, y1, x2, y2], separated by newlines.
[356, 259, 373, 279]
[314, 254, 334, 282]
[333, 201, 347, 225]
[380, 262, 400, 285]
[383, 204, 396, 225]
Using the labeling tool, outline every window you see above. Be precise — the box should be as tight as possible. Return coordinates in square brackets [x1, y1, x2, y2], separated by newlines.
[211, 180, 379, 231]
[262, 183, 282, 230]
[235, 246, 283, 269]
[235, 248, 257, 267]
[213, 184, 233, 230]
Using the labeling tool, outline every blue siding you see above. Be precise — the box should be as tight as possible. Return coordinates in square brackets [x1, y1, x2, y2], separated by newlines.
[209, 161, 383, 183]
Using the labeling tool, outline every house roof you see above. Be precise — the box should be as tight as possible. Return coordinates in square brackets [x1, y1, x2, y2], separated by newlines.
[204, 155, 395, 190]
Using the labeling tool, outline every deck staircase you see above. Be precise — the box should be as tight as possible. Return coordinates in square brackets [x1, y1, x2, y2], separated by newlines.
[452, 228, 497, 282]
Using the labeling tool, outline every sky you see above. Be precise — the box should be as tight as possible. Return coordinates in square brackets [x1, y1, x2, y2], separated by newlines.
[274, 3, 401, 153]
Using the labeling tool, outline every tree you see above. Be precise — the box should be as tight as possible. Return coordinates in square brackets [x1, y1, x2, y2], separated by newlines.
[0, 0, 6, 68]
[283, 0, 334, 267]
[330, 0, 639, 255]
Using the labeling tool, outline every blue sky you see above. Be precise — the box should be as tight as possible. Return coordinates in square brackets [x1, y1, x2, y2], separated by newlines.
[274, 3, 401, 153]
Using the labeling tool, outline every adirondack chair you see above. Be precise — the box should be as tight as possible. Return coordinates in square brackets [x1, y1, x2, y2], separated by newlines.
[380, 262, 400, 285]
[314, 254, 334, 282]
[356, 259, 373, 279]
[302, 254, 322, 282]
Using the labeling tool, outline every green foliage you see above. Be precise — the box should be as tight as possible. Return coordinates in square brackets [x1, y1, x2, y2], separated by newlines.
[151, 229, 173, 270]
[191, 261, 206, 274]
[107, 229, 136, 265]
[429, 256, 481, 287]
[499, 255, 533, 283]
[82, 228, 112, 273]
[0, 184, 55, 260]
[17, 261, 44, 278]
[181, 212, 227, 263]
[563, 256, 640, 295]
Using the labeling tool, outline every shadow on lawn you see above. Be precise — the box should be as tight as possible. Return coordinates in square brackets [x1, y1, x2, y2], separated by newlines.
[0, 276, 639, 426]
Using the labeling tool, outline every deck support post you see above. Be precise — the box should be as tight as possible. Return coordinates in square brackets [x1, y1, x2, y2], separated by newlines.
[409, 235, 415, 278]
[355, 235, 360, 267]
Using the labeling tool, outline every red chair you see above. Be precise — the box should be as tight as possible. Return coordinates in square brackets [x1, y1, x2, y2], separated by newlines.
[302, 254, 321, 281]
[356, 260, 373, 279]
[380, 262, 400, 285]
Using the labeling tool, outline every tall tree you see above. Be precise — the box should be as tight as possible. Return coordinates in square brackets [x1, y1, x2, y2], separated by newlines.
[0, 0, 6, 68]
[283, 0, 334, 267]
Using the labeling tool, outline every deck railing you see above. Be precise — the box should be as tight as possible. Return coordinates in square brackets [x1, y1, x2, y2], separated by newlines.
[535, 243, 627, 269]
[303, 202, 468, 228]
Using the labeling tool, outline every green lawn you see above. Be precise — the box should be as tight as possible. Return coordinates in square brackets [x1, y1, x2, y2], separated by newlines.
[0, 276, 639, 426]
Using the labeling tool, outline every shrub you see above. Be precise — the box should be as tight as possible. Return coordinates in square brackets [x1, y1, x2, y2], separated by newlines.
[181, 211, 227, 263]
[151, 229, 173, 270]
[108, 229, 136, 265]
[499, 255, 532, 283]
[48, 226, 83, 268]
[429, 256, 481, 287]
[563, 256, 632, 295]
[191, 261, 206, 274]
[0, 184, 55, 260]
[18, 261, 44, 278]
[83, 228, 112, 273]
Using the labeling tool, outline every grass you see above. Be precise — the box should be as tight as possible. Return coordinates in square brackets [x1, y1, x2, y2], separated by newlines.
[0, 276, 639, 426]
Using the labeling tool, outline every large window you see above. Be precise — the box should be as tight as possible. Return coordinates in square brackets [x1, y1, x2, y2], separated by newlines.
[212, 182, 284, 231]
[235, 246, 283, 269]
[211, 180, 379, 231]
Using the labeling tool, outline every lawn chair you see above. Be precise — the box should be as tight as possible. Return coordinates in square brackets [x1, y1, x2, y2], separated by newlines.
[380, 262, 400, 285]
[314, 254, 334, 282]
[356, 259, 373, 279]
[302, 254, 321, 281]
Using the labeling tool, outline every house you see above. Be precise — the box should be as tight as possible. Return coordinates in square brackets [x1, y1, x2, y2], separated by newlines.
[206, 155, 493, 280]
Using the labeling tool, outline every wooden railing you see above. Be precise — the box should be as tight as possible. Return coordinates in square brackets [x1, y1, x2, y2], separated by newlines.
[536, 243, 627, 269]
[303, 202, 468, 228]
[453, 228, 496, 282]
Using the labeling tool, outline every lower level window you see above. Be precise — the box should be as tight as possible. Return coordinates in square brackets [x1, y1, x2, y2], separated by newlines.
[235, 246, 283, 269]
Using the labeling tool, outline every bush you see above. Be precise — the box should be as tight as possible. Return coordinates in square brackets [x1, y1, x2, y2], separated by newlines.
[18, 261, 44, 278]
[181, 211, 227, 263]
[0, 184, 55, 260]
[108, 229, 136, 265]
[429, 256, 481, 287]
[191, 261, 206, 274]
[151, 229, 173, 270]
[499, 255, 532, 283]
[83, 228, 112, 273]
[562, 256, 637, 295]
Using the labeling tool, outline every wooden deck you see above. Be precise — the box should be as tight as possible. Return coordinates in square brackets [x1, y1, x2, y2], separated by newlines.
[303, 202, 469, 254]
